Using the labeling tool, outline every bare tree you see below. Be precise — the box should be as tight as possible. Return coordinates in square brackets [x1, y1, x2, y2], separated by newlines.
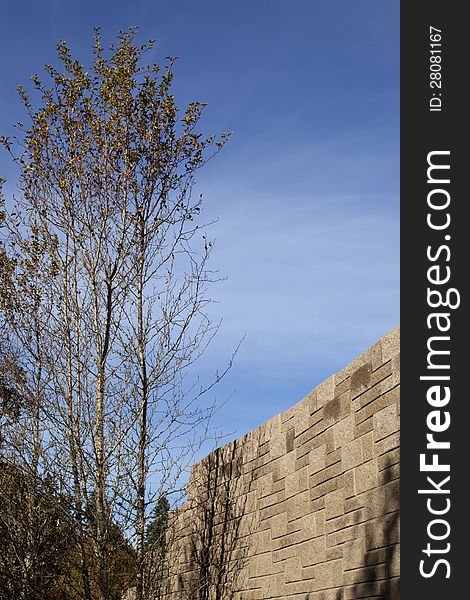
[149, 439, 255, 600]
[0, 461, 73, 600]
[1, 28, 232, 600]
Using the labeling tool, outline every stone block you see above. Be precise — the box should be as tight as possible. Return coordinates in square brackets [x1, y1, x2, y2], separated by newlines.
[325, 429, 335, 454]
[286, 427, 295, 453]
[293, 396, 311, 435]
[333, 414, 355, 449]
[300, 537, 327, 567]
[314, 558, 343, 590]
[342, 469, 356, 499]
[373, 404, 399, 442]
[270, 511, 288, 539]
[324, 488, 345, 521]
[256, 471, 274, 498]
[341, 438, 363, 471]
[285, 467, 307, 499]
[309, 444, 326, 475]
[316, 509, 326, 536]
[364, 512, 399, 549]
[370, 338, 385, 370]
[262, 573, 286, 598]
[252, 528, 271, 553]
[342, 539, 367, 572]
[355, 459, 378, 494]
[284, 556, 302, 583]
[316, 376, 335, 408]
[364, 478, 399, 518]
[286, 489, 310, 521]
[262, 413, 282, 440]
[382, 326, 400, 361]
[249, 551, 276, 578]
[323, 391, 350, 426]
[270, 432, 287, 460]
[361, 431, 374, 462]
[298, 512, 316, 537]
[392, 353, 400, 387]
[351, 363, 372, 398]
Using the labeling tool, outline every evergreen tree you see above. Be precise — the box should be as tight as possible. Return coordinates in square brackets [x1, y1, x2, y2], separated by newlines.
[145, 495, 170, 549]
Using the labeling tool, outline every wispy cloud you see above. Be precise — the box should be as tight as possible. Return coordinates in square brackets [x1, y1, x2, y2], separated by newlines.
[189, 128, 399, 435]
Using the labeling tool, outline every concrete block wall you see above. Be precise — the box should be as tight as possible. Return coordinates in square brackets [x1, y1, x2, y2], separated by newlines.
[161, 327, 400, 600]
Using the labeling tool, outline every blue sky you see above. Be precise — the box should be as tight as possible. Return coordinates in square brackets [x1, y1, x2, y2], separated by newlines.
[0, 1, 399, 440]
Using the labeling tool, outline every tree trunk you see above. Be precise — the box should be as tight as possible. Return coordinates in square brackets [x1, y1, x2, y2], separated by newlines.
[135, 221, 148, 600]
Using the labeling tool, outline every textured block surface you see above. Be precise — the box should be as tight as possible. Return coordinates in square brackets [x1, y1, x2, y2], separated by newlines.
[157, 327, 400, 600]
